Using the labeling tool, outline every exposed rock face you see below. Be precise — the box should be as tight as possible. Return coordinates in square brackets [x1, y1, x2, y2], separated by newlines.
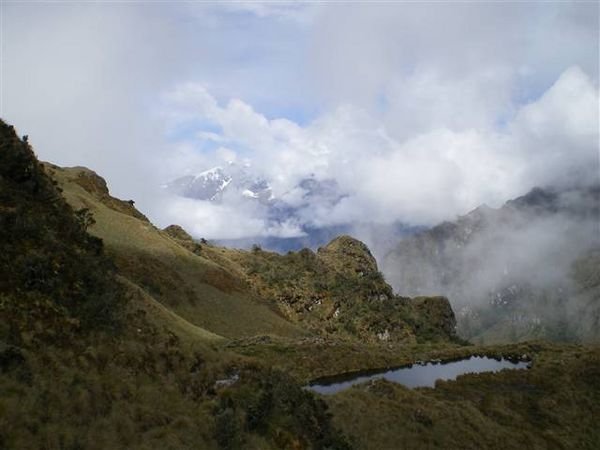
[234, 235, 457, 344]
[71, 167, 110, 197]
[318, 235, 379, 277]
[75, 168, 150, 222]
[163, 224, 202, 255]
[44, 163, 150, 223]
[163, 224, 194, 242]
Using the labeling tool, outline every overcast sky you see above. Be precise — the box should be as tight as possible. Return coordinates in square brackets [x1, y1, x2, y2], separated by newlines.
[3, 2, 599, 239]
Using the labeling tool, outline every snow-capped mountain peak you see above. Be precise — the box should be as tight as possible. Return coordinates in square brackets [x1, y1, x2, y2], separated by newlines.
[242, 189, 260, 199]
[164, 166, 232, 201]
[164, 165, 271, 203]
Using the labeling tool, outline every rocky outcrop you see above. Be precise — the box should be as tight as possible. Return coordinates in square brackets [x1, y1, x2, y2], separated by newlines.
[233, 235, 457, 344]
[45, 163, 150, 223]
[318, 235, 379, 277]
[163, 224, 194, 242]
[163, 224, 202, 255]
[411, 296, 457, 340]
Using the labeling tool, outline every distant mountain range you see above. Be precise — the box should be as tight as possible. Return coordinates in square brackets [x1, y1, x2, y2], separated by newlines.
[382, 184, 600, 344]
[164, 164, 421, 253]
[164, 164, 273, 203]
[164, 165, 600, 344]
[164, 163, 350, 213]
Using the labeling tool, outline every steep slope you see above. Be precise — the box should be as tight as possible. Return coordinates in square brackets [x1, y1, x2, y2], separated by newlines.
[0, 121, 352, 450]
[0, 124, 123, 333]
[0, 121, 219, 447]
[383, 185, 600, 344]
[46, 163, 306, 340]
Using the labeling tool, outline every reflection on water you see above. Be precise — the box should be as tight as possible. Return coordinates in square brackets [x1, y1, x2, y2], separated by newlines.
[308, 356, 530, 395]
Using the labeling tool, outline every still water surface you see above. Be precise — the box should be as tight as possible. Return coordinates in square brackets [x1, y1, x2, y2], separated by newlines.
[308, 356, 530, 395]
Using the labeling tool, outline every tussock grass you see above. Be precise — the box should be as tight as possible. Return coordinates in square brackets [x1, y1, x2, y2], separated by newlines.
[48, 164, 307, 340]
[118, 275, 225, 343]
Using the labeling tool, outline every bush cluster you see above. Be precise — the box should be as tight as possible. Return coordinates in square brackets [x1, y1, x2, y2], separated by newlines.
[214, 367, 352, 449]
[0, 121, 124, 332]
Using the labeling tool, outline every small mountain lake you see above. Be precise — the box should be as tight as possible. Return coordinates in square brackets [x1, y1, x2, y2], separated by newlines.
[308, 356, 531, 395]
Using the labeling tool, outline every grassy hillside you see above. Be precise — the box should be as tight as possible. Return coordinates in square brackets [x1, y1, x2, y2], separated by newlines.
[3, 119, 599, 449]
[0, 127, 123, 333]
[0, 121, 352, 449]
[47, 162, 459, 346]
[45, 163, 306, 340]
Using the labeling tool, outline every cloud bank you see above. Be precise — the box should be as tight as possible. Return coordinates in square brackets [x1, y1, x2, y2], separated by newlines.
[157, 66, 598, 238]
[3, 2, 598, 241]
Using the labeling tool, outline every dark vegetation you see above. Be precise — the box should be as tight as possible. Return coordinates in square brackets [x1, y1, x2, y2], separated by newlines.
[0, 121, 350, 449]
[213, 368, 350, 450]
[236, 241, 458, 344]
[328, 343, 600, 450]
[0, 120, 123, 332]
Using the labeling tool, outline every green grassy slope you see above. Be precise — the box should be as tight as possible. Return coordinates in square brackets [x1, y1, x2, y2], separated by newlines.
[46, 163, 459, 347]
[118, 275, 225, 343]
[45, 163, 306, 340]
[1, 121, 350, 450]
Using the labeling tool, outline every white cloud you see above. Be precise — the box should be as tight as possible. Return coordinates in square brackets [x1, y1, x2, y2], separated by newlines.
[309, 2, 598, 126]
[4, 3, 598, 241]
[155, 65, 597, 235]
[160, 195, 305, 240]
[217, 1, 317, 24]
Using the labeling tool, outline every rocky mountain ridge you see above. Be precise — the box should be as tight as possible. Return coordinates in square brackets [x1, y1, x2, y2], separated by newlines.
[228, 235, 457, 344]
[165, 164, 273, 204]
[383, 184, 600, 343]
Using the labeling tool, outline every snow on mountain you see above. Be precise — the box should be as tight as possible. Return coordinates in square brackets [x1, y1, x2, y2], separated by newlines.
[164, 164, 272, 204]
[164, 164, 347, 212]
[163, 166, 421, 255]
[162, 166, 419, 254]
[242, 189, 259, 199]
